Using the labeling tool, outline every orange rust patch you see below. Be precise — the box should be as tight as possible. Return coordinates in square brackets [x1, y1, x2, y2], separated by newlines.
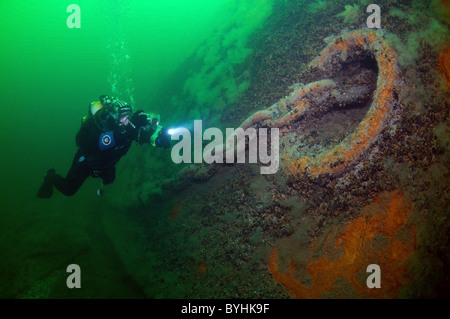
[268, 191, 416, 298]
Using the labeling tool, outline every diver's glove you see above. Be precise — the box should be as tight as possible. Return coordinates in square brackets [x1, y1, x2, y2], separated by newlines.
[133, 111, 170, 148]
[155, 128, 171, 149]
[131, 110, 149, 127]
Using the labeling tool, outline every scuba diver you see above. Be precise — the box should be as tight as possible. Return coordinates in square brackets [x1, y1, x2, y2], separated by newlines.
[37, 95, 171, 198]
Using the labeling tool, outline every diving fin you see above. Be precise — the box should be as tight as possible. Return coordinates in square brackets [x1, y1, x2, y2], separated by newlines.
[37, 168, 55, 199]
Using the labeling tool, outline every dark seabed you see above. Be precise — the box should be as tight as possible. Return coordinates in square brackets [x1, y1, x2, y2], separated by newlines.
[0, 0, 449, 299]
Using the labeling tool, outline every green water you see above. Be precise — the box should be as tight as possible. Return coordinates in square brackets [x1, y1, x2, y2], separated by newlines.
[0, 0, 274, 298]
[0, 0, 272, 202]
[0, 0, 449, 299]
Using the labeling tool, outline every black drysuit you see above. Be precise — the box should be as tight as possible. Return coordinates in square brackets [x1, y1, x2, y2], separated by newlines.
[38, 111, 153, 197]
